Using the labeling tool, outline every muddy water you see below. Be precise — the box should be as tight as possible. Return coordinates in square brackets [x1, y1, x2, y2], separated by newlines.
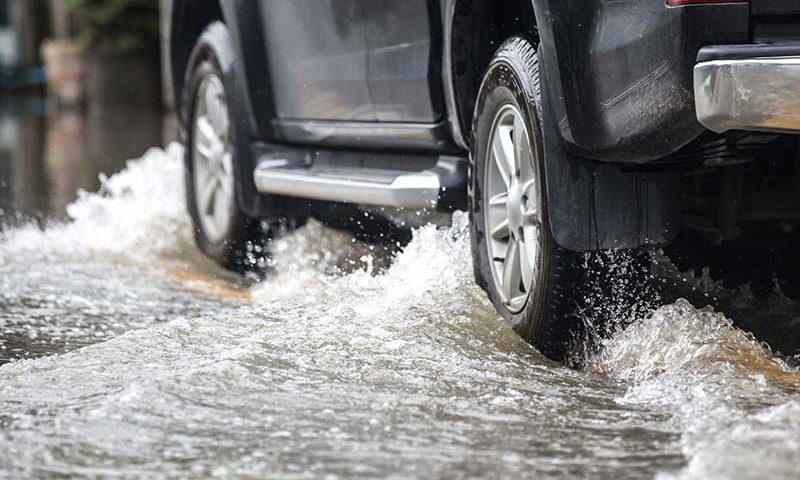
[0, 145, 798, 479]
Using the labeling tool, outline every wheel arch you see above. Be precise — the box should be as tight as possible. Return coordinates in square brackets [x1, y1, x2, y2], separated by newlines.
[169, 0, 224, 120]
[181, 20, 273, 220]
[170, 0, 275, 140]
[447, 0, 539, 149]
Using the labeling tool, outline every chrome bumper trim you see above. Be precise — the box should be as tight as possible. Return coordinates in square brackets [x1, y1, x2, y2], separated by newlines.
[695, 57, 800, 134]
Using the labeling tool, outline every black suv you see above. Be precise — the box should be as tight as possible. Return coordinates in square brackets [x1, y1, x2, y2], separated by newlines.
[166, 0, 800, 360]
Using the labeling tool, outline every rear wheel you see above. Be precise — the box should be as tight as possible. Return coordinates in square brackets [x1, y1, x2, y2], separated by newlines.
[471, 38, 581, 361]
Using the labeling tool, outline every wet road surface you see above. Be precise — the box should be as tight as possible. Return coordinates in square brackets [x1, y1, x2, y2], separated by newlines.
[0, 136, 799, 478]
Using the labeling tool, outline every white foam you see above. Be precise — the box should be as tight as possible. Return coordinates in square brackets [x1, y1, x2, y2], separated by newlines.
[0, 143, 190, 262]
[1, 143, 798, 478]
[592, 299, 800, 480]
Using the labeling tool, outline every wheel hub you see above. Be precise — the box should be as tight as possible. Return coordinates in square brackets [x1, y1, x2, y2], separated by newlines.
[483, 104, 542, 312]
[192, 73, 235, 244]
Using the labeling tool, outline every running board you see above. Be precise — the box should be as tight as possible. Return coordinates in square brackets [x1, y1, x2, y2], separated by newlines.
[253, 156, 466, 210]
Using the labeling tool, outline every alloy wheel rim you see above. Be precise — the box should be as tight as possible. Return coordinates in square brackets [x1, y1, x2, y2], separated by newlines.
[483, 105, 542, 312]
[192, 73, 235, 244]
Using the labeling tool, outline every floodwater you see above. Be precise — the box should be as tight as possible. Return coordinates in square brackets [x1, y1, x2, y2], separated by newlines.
[0, 108, 799, 479]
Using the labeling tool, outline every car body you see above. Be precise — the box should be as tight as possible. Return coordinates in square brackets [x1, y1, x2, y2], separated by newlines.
[165, 0, 800, 359]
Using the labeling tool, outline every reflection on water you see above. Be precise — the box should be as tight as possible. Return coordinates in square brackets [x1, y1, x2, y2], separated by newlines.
[0, 98, 163, 223]
[0, 99, 46, 220]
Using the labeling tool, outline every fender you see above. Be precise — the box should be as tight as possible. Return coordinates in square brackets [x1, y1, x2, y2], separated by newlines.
[217, 2, 276, 140]
[529, 0, 685, 249]
[170, 0, 276, 141]
[184, 21, 267, 219]
[529, 0, 749, 163]
[441, 0, 469, 151]
[539, 51, 681, 251]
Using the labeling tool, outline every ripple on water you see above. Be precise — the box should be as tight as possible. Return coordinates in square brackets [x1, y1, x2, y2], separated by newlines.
[0, 145, 797, 479]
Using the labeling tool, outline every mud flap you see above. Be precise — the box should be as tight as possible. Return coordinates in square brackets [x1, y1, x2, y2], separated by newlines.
[539, 54, 681, 252]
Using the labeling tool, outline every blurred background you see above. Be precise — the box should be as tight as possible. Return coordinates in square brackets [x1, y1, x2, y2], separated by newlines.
[0, 0, 171, 225]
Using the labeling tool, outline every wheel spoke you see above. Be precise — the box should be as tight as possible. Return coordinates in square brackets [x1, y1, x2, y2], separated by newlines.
[491, 218, 511, 241]
[212, 101, 229, 141]
[520, 157, 536, 193]
[513, 114, 526, 173]
[196, 141, 214, 164]
[219, 152, 233, 177]
[489, 192, 508, 208]
[523, 207, 540, 227]
[210, 85, 230, 140]
[502, 240, 523, 303]
[197, 116, 221, 152]
[210, 185, 228, 231]
[492, 125, 515, 187]
[523, 224, 540, 245]
[194, 163, 213, 203]
[521, 178, 536, 195]
[199, 174, 219, 216]
[519, 239, 534, 291]
[205, 82, 221, 128]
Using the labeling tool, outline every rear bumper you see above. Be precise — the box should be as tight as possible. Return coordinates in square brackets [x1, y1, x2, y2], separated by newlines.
[531, 1, 751, 163]
[695, 45, 800, 134]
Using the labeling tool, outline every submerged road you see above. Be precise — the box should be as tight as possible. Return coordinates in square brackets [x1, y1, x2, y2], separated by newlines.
[0, 145, 798, 479]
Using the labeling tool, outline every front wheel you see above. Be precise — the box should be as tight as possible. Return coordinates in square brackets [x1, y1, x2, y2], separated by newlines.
[183, 23, 295, 273]
[470, 38, 581, 361]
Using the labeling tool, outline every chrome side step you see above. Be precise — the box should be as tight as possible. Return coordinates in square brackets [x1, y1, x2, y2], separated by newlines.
[253, 161, 456, 209]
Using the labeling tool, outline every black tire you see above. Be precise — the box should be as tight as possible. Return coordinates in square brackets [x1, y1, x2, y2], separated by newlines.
[182, 23, 285, 273]
[470, 37, 581, 361]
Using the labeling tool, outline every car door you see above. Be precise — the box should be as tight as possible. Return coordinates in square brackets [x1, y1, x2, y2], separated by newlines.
[258, 0, 375, 121]
[361, 0, 444, 123]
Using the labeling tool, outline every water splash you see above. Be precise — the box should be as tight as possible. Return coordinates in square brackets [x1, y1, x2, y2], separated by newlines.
[0, 144, 220, 364]
[0, 144, 798, 479]
[567, 249, 661, 366]
[591, 299, 800, 480]
[0, 143, 190, 262]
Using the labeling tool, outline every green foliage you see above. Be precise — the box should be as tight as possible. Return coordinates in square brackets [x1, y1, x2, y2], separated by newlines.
[68, 0, 160, 55]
